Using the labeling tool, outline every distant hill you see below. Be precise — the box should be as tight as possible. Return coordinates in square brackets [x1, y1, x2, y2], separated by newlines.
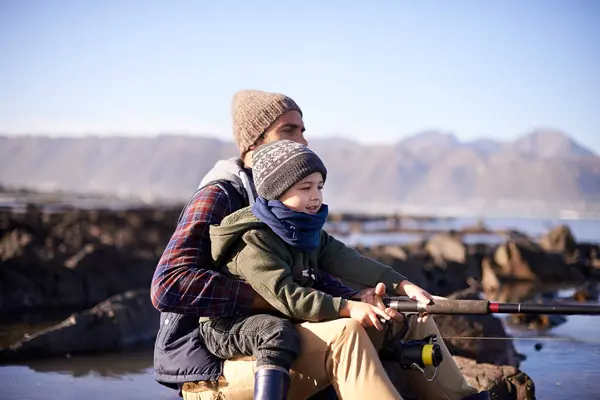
[1, 130, 599, 218]
[509, 129, 597, 158]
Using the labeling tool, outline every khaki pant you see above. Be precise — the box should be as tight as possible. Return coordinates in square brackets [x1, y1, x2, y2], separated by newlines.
[182, 315, 478, 400]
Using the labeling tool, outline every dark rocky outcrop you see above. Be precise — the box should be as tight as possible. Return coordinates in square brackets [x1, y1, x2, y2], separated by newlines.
[354, 233, 481, 297]
[435, 288, 520, 367]
[476, 225, 600, 287]
[492, 238, 585, 282]
[347, 244, 430, 291]
[538, 225, 577, 257]
[454, 356, 536, 400]
[0, 289, 158, 362]
[0, 205, 180, 316]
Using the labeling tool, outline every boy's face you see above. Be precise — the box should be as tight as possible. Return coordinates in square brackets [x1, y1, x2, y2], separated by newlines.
[279, 172, 324, 214]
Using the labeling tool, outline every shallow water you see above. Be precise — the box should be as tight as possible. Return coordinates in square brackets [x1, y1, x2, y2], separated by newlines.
[509, 315, 600, 399]
[0, 346, 175, 400]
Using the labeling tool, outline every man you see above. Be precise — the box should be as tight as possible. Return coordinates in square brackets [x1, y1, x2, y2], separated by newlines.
[150, 89, 489, 400]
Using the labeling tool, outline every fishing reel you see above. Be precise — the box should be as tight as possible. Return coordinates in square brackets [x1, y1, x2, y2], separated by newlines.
[379, 334, 443, 381]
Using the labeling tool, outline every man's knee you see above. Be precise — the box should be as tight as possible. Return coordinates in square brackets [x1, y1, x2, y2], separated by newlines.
[331, 318, 370, 341]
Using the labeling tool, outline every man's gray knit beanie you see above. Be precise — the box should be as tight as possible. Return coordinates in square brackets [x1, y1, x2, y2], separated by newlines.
[232, 89, 303, 156]
[252, 140, 327, 200]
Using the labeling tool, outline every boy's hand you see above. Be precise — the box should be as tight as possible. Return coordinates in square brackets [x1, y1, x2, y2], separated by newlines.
[357, 282, 405, 326]
[339, 300, 391, 331]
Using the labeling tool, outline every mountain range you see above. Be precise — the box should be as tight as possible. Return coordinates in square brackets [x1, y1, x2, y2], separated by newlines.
[1, 129, 599, 218]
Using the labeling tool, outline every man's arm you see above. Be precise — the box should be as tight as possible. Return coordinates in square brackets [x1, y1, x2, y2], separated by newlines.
[150, 185, 257, 317]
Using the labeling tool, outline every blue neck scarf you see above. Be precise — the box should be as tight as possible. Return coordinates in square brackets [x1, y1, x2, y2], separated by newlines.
[251, 197, 329, 252]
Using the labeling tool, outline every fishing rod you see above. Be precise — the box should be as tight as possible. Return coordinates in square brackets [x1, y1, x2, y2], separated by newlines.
[382, 296, 600, 316]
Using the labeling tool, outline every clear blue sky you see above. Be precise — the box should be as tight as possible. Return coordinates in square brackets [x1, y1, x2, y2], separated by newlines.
[1, 0, 599, 152]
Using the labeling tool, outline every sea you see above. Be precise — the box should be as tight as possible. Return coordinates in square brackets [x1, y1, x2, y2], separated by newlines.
[1, 216, 599, 400]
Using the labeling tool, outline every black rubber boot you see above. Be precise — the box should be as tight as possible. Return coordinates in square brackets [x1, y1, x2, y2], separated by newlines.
[462, 391, 491, 400]
[254, 368, 291, 400]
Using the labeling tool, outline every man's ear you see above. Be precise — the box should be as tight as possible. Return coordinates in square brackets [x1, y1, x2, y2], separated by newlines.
[252, 133, 267, 149]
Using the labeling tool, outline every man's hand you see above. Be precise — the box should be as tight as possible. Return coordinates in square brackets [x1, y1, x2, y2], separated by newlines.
[397, 281, 445, 323]
[400, 281, 434, 304]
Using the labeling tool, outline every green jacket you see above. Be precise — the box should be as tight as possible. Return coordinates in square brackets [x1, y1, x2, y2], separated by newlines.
[206, 206, 407, 323]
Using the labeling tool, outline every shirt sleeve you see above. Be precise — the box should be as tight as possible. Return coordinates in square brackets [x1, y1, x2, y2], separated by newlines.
[150, 185, 256, 317]
[318, 231, 408, 295]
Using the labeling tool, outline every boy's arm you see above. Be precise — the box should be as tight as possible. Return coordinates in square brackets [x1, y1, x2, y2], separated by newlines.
[318, 231, 408, 295]
[236, 230, 343, 322]
[150, 185, 258, 317]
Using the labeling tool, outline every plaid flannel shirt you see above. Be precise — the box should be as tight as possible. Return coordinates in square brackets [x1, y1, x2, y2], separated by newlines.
[150, 184, 360, 318]
[150, 185, 255, 317]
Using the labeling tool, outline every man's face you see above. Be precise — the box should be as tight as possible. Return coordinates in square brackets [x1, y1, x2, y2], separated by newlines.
[279, 172, 324, 214]
[260, 110, 307, 146]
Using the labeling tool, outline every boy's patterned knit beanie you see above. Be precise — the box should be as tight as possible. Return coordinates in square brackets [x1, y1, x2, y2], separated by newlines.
[232, 89, 303, 156]
[252, 140, 327, 200]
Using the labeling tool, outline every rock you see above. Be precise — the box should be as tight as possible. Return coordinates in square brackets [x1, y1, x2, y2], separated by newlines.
[355, 239, 478, 297]
[0, 289, 159, 362]
[569, 243, 600, 278]
[350, 246, 429, 290]
[571, 281, 600, 302]
[493, 238, 585, 282]
[423, 233, 484, 293]
[381, 245, 409, 261]
[538, 225, 576, 257]
[425, 232, 468, 265]
[423, 261, 474, 297]
[0, 205, 179, 315]
[481, 256, 501, 293]
[505, 313, 567, 331]
[488, 281, 567, 303]
[454, 356, 536, 400]
[435, 288, 520, 367]
[574, 243, 600, 265]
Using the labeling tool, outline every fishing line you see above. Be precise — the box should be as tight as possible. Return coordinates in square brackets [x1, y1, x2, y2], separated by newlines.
[442, 336, 600, 344]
